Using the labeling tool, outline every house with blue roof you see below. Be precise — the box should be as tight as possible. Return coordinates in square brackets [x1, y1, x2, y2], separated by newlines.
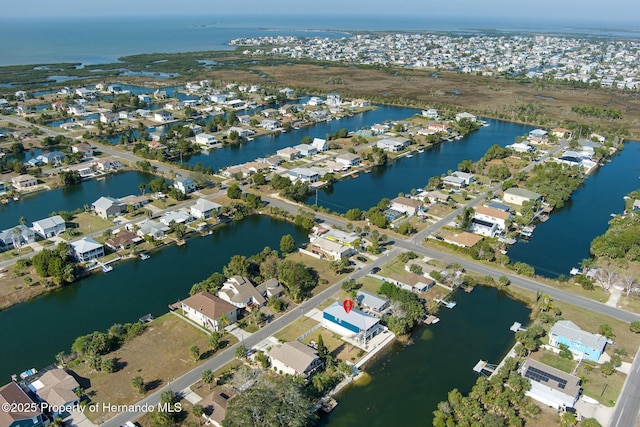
[549, 320, 607, 362]
[322, 301, 382, 344]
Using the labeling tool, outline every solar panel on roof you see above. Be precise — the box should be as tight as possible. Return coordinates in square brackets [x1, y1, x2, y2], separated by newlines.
[524, 366, 568, 389]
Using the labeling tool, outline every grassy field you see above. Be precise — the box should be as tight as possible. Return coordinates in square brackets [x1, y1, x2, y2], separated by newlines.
[273, 317, 319, 343]
[72, 313, 237, 424]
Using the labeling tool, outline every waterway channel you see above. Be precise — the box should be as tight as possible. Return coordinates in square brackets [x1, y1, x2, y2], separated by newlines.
[0, 171, 156, 231]
[320, 286, 531, 426]
[310, 119, 533, 212]
[0, 215, 308, 381]
[508, 141, 640, 278]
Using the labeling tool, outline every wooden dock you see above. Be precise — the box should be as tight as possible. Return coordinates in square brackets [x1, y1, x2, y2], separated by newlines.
[320, 398, 338, 413]
[423, 315, 440, 325]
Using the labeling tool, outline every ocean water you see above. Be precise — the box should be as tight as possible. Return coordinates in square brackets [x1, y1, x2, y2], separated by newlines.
[0, 14, 638, 67]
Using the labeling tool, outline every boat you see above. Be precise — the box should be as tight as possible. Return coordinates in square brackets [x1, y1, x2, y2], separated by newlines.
[139, 253, 150, 260]
[406, 154, 413, 158]
[19, 368, 37, 379]
[102, 264, 113, 273]
[350, 173, 359, 178]
[417, 148, 425, 153]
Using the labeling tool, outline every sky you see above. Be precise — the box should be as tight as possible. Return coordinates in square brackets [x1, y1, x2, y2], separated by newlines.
[3, 0, 639, 26]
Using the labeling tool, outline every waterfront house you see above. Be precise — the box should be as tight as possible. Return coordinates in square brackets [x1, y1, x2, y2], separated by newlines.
[227, 126, 253, 139]
[199, 387, 236, 427]
[519, 359, 581, 409]
[549, 320, 607, 362]
[153, 110, 174, 123]
[32, 215, 66, 238]
[261, 119, 280, 131]
[442, 175, 466, 188]
[174, 176, 196, 194]
[96, 159, 123, 171]
[137, 94, 152, 104]
[326, 93, 341, 107]
[218, 276, 265, 309]
[191, 198, 221, 220]
[119, 195, 150, 210]
[195, 133, 219, 147]
[178, 291, 238, 332]
[28, 368, 80, 418]
[269, 341, 323, 378]
[276, 147, 301, 161]
[36, 151, 66, 165]
[105, 230, 141, 251]
[421, 109, 439, 119]
[428, 123, 452, 133]
[385, 273, 434, 293]
[187, 122, 203, 134]
[92, 196, 126, 219]
[321, 228, 359, 248]
[71, 237, 104, 262]
[135, 220, 168, 240]
[376, 138, 409, 152]
[356, 290, 389, 313]
[335, 152, 361, 168]
[470, 218, 499, 237]
[311, 138, 328, 152]
[390, 196, 422, 216]
[308, 237, 355, 261]
[503, 187, 542, 206]
[294, 144, 317, 158]
[68, 104, 85, 115]
[528, 129, 548, 141]
[351, 99, 370, 108]
[452, 171, 474, 185]
[256, 278, 284, 299]
[0, 382, 47, 427]
[440, 231, 483, 248]
[474, 206, 512, 232]
[551, 128, 573, 140]
[11, 174, 38, 190]
[455, 112, 477, 122]
[288, 167, 319, 184]
[160, 211, 193, 226]
[100, 112, 119, 124]
[322, 301, 382, 344]
[0, 225, 35, 251]
[508, 142, 535, 153]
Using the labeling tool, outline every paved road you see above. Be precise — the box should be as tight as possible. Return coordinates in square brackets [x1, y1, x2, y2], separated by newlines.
[611, 348, 640, 427]
[0, 115, 60, 137]
[101, 247, 399, 427]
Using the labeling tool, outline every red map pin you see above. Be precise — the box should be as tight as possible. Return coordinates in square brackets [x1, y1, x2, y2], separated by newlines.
[343, 299, 353, 314]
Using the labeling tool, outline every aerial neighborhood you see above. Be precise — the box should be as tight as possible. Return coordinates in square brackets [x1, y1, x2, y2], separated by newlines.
[0, 20, 639, 427]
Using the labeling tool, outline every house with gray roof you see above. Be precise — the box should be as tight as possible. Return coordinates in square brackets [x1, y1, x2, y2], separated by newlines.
[0, 225, 35, 251]
[356, 290, 389, 313]
[92, 196, 126, 219]
[503, 187, 542, 206]
[191, 198, 222, 220]
[28, 368, 80, 417]
[322, 301, 382, 344]
[135, 220, 168, 240]
[519, 359, 581, 409]
[549, 320, 607, 362]
[71, 237, 104, 262]
[32, 215, 66, 238]
[218, 276, 265, 309]
[268, 341, 323, 378]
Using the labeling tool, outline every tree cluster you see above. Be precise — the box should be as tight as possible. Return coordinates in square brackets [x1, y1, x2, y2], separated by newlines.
[31, 242, 77, 285]
[379, 281, 425, 334]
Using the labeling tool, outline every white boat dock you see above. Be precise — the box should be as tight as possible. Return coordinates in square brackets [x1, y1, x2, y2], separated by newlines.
[510, 321, 524, 332]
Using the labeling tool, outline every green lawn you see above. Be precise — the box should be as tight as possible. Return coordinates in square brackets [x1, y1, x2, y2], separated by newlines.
[533, 351, 576, 373]
[0, 246, 34, 262]
[578, 366, 626, 407]
[274, 317, 319, 342]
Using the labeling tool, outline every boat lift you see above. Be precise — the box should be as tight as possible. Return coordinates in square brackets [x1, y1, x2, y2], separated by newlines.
[473, 360, 497, 376]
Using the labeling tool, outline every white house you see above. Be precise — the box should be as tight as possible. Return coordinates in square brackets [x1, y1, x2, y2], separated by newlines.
[470, 218, 499, 237]
[322, 301, 382, 344]
[100, 112, 119, 124]
[135, 220, 168, 240]
[178, 291, 238, 332]
[218, 276, 265, 309]
[356, 290, 389, 313]
[503, 187, 542, 206]
[160, 210, 193, 226]
[508, 142, 535, 153]
[390, 196, 422, 216]
[474, 205, 512, 232]
[308, 237, 355, 261]
[311, 138, 328, 152]
[288, 167, 319, 183]
[71, 237, 104, 262]
[455, 112, 477, 121]
[528, 129, 548, 141]
[452, 171, 474, 186]
[269, 341, 323, 378]
[32, 215, 66, 238]
[376, 138, 409, 152]
[519, 359, 581, 409]
[335, 152, 361, 167]
[421, 109, 439, 119]
[276, 147, 301, 161]
[191, 198, 221, 220]
[261, 119, 280, 131]
[11, 174, 38, 190]
[174, 176, 196, 194]
[153, 110, 174, 123]
[0, 225, 35, 251]
[92, 196, 126, 219]
[195, 133, 219, 147]
[294, 144, 317, 158]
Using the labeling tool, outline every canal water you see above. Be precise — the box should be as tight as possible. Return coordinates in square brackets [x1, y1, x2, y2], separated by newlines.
[310, 119, 534, 212]
[182, 105, 421, 172]
[508, 141, 640, 278]
[0, 215, 308, 381]
[0, 171, 156, 231]
[320, 286, 531, 426]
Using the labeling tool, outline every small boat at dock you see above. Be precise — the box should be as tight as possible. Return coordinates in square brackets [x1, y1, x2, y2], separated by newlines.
[139, 253, 150, 260]
[417, 148, 424, 153]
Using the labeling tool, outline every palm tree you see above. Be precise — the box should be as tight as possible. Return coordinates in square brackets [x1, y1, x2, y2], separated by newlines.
[139, 183, 147, 195]
[218, 314, 229, 332]
[18, 216, 26, 226]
